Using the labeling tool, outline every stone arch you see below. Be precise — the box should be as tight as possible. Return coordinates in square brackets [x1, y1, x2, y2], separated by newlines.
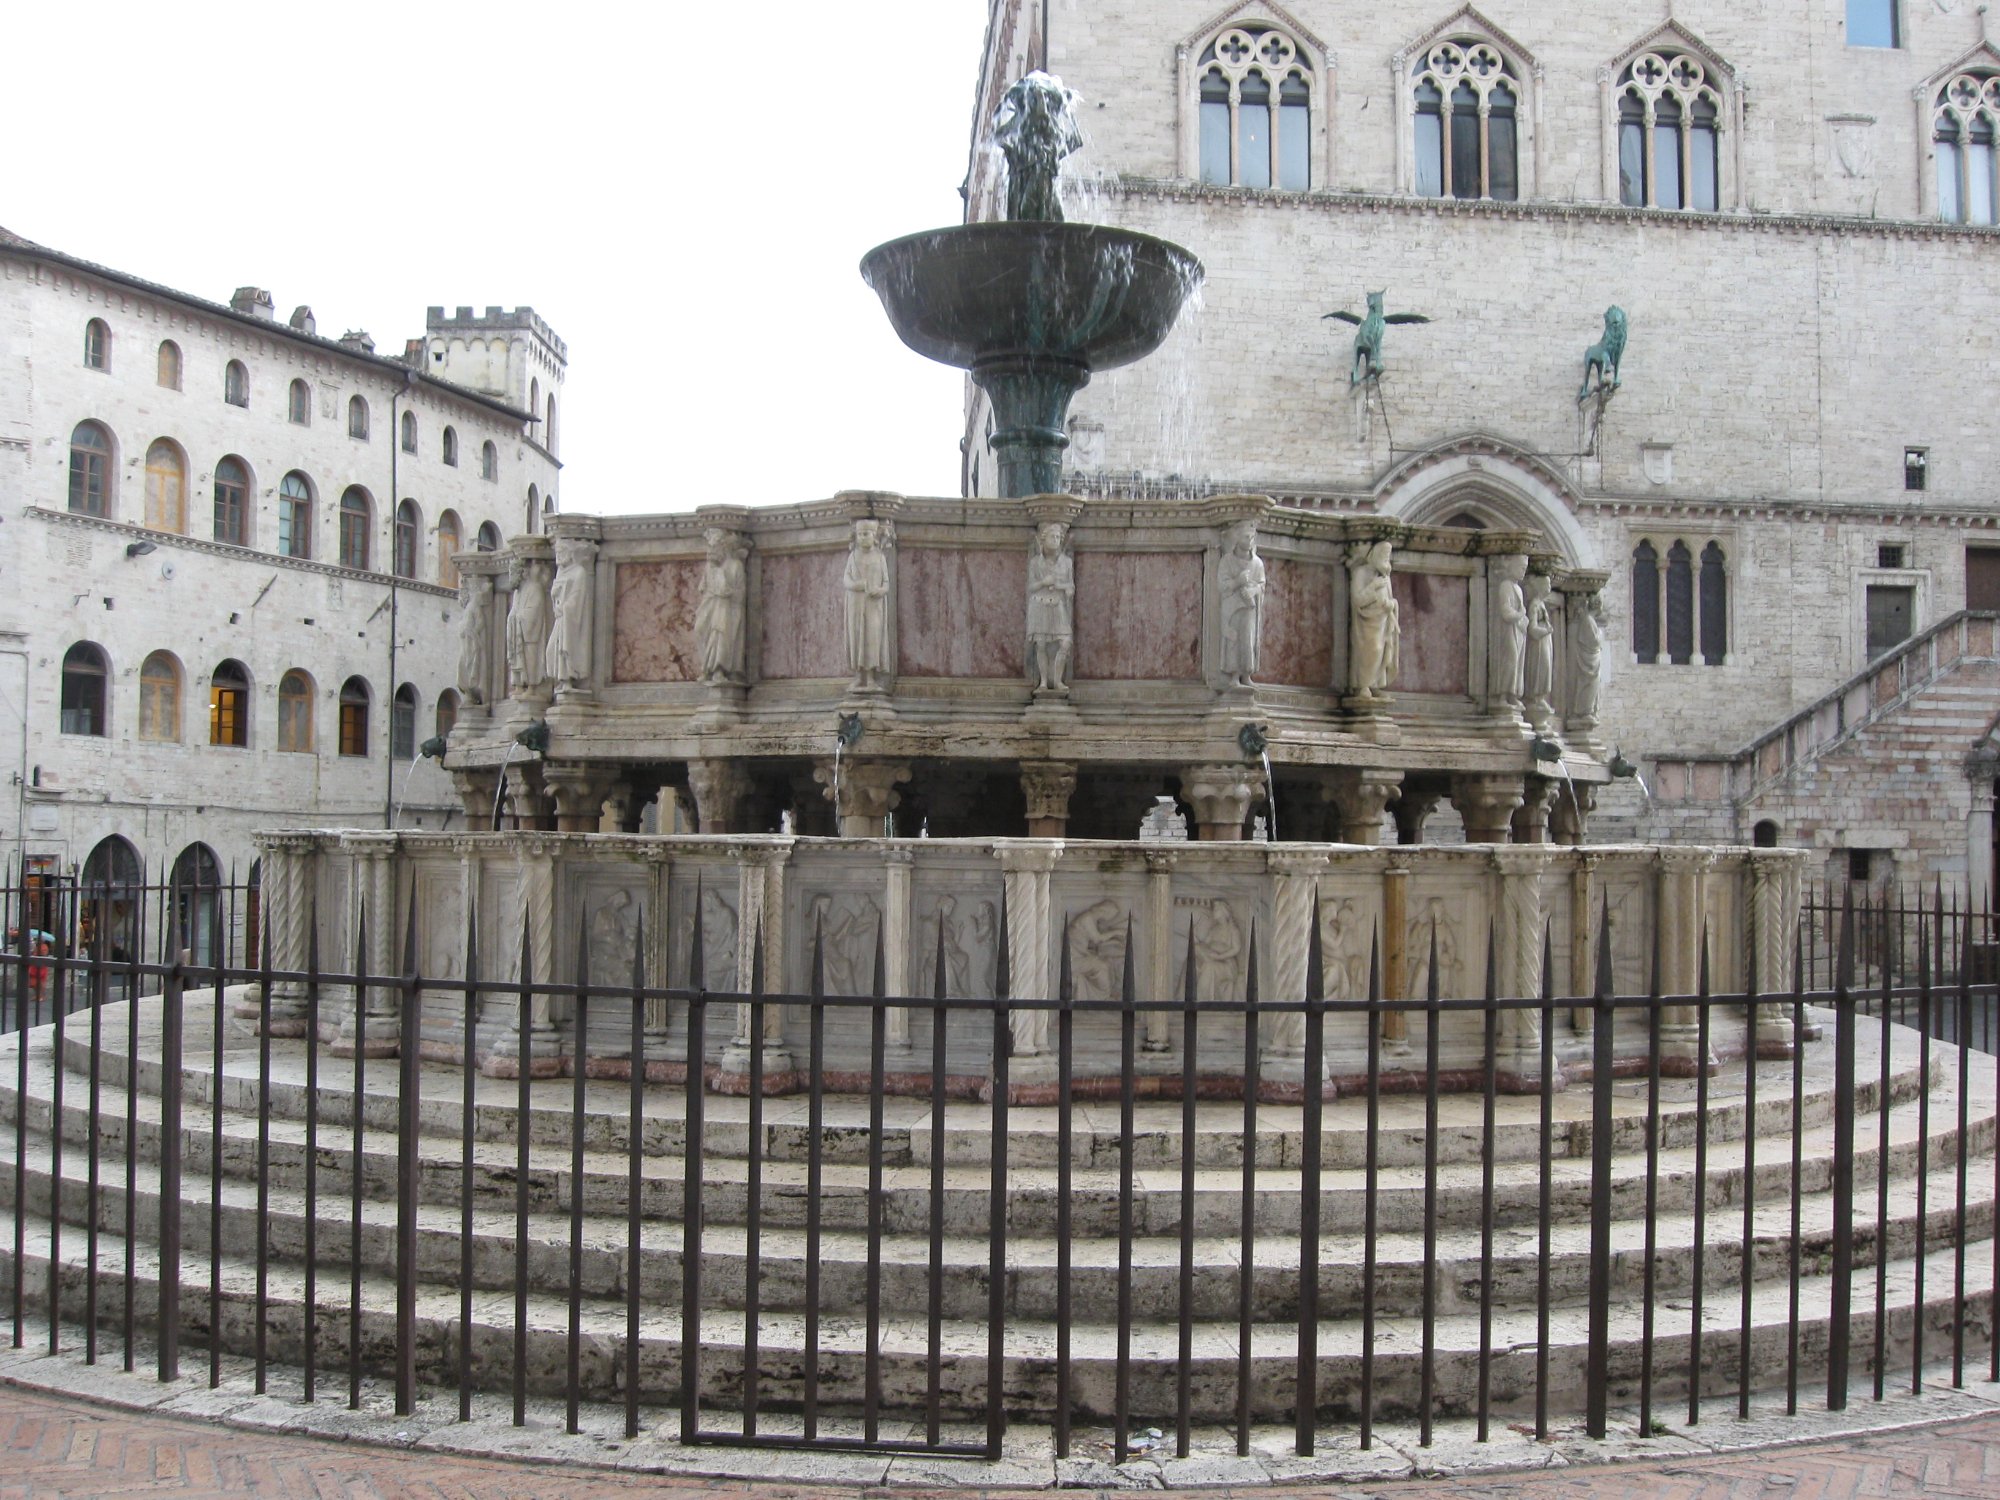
[1373, 434, 1594, 566]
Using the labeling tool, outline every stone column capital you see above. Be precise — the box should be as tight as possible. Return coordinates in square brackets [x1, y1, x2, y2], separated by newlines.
[815, 758, 912, 827]
[1659, 847, 1716, 876]
[1020, 761, 1079, 821]
[1266, 848, 1330, 878]
[1491, 846, 1555, 877]
[1143, 850, 1183, 876]
[991, 840, 1065, 875]
[1182, 762, 1261, 841]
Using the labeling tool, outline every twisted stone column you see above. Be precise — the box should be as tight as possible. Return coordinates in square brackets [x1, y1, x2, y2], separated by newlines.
[993, 841, 1062, 1065]
[1143, 850, 1179, 1052]
[884, 848, 914, 1048]
[1262, 849, 1329, 1092]
[1751, 852, 1801, 1057]
[1657, 848, 1716, 1074]
[1492, 847, 1557, 1090]
[335, 832, 402, 1057]
[720, 844, 794, 1087]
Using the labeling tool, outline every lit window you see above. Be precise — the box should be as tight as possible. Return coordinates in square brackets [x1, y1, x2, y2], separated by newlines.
[288, 378, 311, 426]
[84, 319, 110, 371]
[348, 395, 370, 439]
[435, 688, 460, 739]
[1936, 74, 1999, 225]
[156, 340, 181, 390]
[212, 456, 250, 546]
[338, 677, 370, 756]
[224, 360, 249, 407]
[437, 510, 462, 588]
[1412, 40, 1520, 201]
[67, 422, 113, 517]
[401, 410, 417, 454]
[1631, 537, 1727, 666]
[1848, 0, 1899, 49]
[1618, 53, 1722, 212]
[442, 426, 459, 466]
[481, 440, 498, 480]
[139, 652, 182, 743]
[61, 643, 109, 736]
[209, 660, 250, 747]
[144, 439, 188, 534]
[391, 683, 418, 761]
[278, 472, 313, 559]
[394, 499, 421, 579]
[277, 670, 314, 752]
[339, 487, 372, 570]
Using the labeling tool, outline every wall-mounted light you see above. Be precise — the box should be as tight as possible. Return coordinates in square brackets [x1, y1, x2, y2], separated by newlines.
[124, 540, 156, 559]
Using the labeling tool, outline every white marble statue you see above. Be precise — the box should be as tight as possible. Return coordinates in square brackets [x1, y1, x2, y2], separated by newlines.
[1489, 554, 1528, 711]
[843, 519, 892, 690]
[1026, 521, 1074, 692]
[505, 557, 552, 696]
[695, 527, 748, 684]
[456, 572, 492, 704]
[1523, 570, 1555, 727]
[1347, 540, 1401, 699]
[545, 538, 595, 691]
[1570, 591, 1605, 725]
[1219, 521, 1266, 687]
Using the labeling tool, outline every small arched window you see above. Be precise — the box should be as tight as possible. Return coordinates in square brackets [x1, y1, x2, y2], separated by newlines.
[144, 439, 188, 534]
[437, 510, 462, 588]
[1699, 541, 1728, 665]
[526, 483, 540, 534]
[156, 340, 182, 390]
[288, 378, 311, 425]
[1665, 540, 1695, 664]
[435, 688, 461, 739]
[67, 421, 113, 517]
[1618, 53, 1722, 212]
[139, 651, 182, 742]
[391, 683, 419, 761]
[530, 377, 541, 425]
[1631, 540, 1660, 663]
[394, 499, 421, 579]
[278, 472, 313, 559]
[84, 318, 110, 371]
[545, 394, 558, 456]
[213, 456, 250, 546]
[481, 440, 498, 481]
[277, 669, 315, 752]
[476, 521, 501, 551]
[1197, 25, 1314, 190]
[442, 426, 459, 466]
[61, 643, 109, 737]
[223, 359, 249, 407]
[400, 409, 417, 454]
[1413, 40, 1519, 200]
[338, 676, 371, 756]
[169, 843, 223, 963]
[348, 394, 370, 439]
[1936, 73, 2000, 225]
[339, 487, 372, 570]
[1752, 819, 1779, 848]
[209, 659, 250, 747]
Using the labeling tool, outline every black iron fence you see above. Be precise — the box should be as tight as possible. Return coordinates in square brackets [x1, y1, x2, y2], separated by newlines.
[1, 870, 1995, 1465]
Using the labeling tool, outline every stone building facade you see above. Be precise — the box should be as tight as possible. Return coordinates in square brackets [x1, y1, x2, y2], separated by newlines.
[0, 225, 564, 923]
[967, 1, 2000, 889]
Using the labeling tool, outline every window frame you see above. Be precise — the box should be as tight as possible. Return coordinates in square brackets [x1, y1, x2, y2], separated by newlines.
[391, 683, 419, 762]
[393, 499, 422, 580]
[60, 643, 110, 737]
[481, 440, 499, 481]
[442, 426, 459, 467]
[1934, 71, 2000, 225]
[1631, 533, 1729, 667]
[143, 438, 189, 535]
[338, 677, 371, 757]
[437, 510, 463, 588]
[156, 340, 182, 391]
[208, 659, 251, 748]
[1406, 36, 1526, 202]
[348, 394, 371, 440]
[67, 422, 113, 518]
[277, 670, 315, 753]
[278, 472, 314, 559]
[213, 455, 251, 547]
[223, 359, 249, 408]
[1846, 0, 1900, 50]
[84, 319, 110, 372]
[400, 409, 418, 455]
[287, 378, 312, 426]
[138, 651, 183, 743]
[339, 487, 373, 571]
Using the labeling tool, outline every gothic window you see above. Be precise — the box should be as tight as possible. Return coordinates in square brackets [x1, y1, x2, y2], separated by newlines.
[61, 643, 108, 736]
[1632, 537, 1727, 665]
[338, 677, 370, 757]
[437, 509, 462, 588]
[1412, 40, 1519, 201]
[1665, 541, 1694, 663]
[527, 483, 540, 534]
[68, 421, 112, 517]
[1618, 53, 1721, 211]
[144, 439, 188, 534]
[339, 486, 372, 570]
[139, 652, 182, 743]
[1196, 25, 1314, 191]
[442, 425, 459, 466]
[84, 318, 110, 371]
[348, 394, 370, 439]
[277, 670, 314, 752]
[223, 359, 249, 407]
[213, 455, 250, 546]
[391, 683, 418, 761]
[1631, 541, 1660, 662]
[278, 472, 313, 559]
[1936, 73, 2000, 225]
[209, 660, 250, 747]
[288, 378, 311, 425]
[1699, 542, 1727, 663]
[400, 409, 417, 454]
[156, 340, 181, 390]
[394, 499, 421, 579]
[545, 394, 558, 456]
[1847, 0, 1899, 49]
[481, 439, 498, 480]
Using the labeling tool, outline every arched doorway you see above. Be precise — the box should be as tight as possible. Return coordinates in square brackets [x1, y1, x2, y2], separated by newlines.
[169, 843, 224, 967]
[80, 835, 143, 979]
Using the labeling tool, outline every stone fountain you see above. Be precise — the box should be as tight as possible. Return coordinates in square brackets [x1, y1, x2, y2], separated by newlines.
[861, 72, 1203, 498]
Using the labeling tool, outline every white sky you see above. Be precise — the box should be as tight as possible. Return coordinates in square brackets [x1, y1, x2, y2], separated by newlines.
[6, 1, 996, 514]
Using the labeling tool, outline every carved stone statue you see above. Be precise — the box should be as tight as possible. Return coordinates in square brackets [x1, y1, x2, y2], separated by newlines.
[456, 573, 492, 705]
[1218, 521, 1265, 687]
[1570, 591, 1606, 725]
[545, 538, 595, 691]
[993, 71, 1083, 223]
[505, 557, 552, 697]
[1323, 291, 1433, 385]
[843, 519, 893, 690]
[1026, 521, 1074, 692]
[1347, 540, 1401, 699]
[695, 527, 748, 685]
[1523, 571, 1556, 727]
[1489, 554, 1528, 712]
[1579, 306, 1628, 401]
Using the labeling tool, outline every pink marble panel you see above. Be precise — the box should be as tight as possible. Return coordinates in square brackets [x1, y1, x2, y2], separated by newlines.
[1393, 571, 1470, 696]
[1260, 558, 1333, 689]
[898, 547, 1026, 678]
[1075, 552, 1203, 681]
[610, 560, 701, 683]
[760, 550, 847, 680]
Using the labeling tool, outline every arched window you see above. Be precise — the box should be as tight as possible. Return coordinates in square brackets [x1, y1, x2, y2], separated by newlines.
[545, 394, 558, 456]
[1752, 819, 1779, 848]
[1699, 541, 1728, 664]
[339, 487, 372, 570]
[1618, 53, 1722, 212]
[277, 669, 314, 752]
[287, 378, 311, 425]
[67, 421, 113, 517]
[391, 683, 418, 761]
[223, 359, 249, 407]
[442, 426, 459, 466]
[476, 521, 501, 551]
[209, 659, 250, 747]
[530, 377, 540, 425]
[82, 836, 142, 963]
[169, 843, 223, 965]
[1631, 540, 1660, 663]
[338, 677, 370, 756]
[1412, 39, 1520, 200]
[1665, 540, 1694, 664]
[435, 688, 460, 739]
[394, 499, 421, 579]
[144, 439, 188, 534]
[61, 643, 109, 736]
[437, 510, 462, 588]
[1936, 73, 2000, 225]
[526, 483, 540, 534]
[481, 440, 498, 481]
[84, 318, 110, 371]
[278, 472, 313, 559]
[1195, 24, 1315, 190]
[81, 836, 141, 892]
[139, 651, 182, 742]
[400, 409, 417, 454]
[156, 340, 181, 390]
[1633, 536, 1728, 667]
[348, 394, 370, 439]
[213, 455, 250, 546]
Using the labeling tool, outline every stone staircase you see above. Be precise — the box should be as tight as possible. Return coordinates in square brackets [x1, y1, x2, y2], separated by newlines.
[0, 995, 1995, 1429]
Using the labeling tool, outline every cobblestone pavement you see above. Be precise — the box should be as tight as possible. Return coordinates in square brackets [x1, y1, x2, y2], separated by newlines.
[0, 1383, 1997, 1500]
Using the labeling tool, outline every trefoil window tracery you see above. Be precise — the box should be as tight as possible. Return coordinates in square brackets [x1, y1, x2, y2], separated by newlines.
[1198, 24, 1313, 191]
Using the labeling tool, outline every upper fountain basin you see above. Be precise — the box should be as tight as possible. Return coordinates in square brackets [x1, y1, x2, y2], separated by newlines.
[861, 221, 1203, 373]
